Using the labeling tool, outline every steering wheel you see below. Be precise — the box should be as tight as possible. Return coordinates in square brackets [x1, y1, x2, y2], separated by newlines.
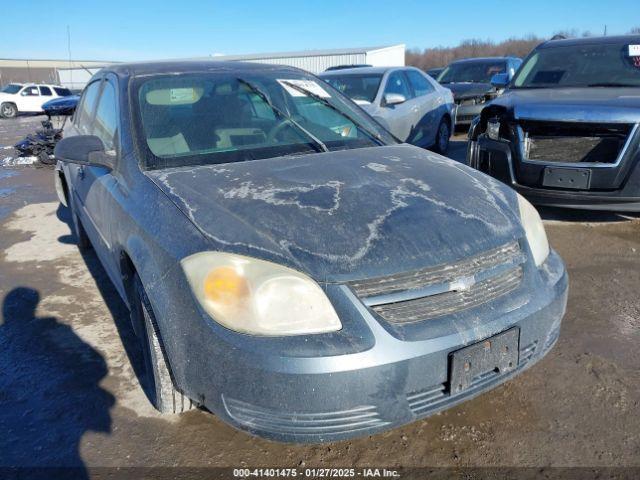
[266, 118, 295, 143]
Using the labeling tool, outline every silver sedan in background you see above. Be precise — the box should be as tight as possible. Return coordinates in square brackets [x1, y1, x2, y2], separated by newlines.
[320, 66, 455, 153]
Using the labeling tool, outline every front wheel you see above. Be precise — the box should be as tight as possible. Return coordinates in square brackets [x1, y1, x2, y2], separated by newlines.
[0, 103, 17, 119]
[133, 274, 195, 414]
[432, 118, 450, 154]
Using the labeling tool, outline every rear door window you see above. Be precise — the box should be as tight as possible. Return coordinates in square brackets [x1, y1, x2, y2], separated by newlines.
[54, 87, 72, 96]
[39, 86, 52, 96]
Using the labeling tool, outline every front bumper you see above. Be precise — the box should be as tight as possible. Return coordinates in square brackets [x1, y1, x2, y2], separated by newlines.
[455, 102, 484, 126]
[468, 135, 640, 212]
[191, 251, 568, 443]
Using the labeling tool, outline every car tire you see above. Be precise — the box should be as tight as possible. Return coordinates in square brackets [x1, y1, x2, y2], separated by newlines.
[69, 195, 91, 251]
[0, 102, 17, 119]
[433, 118, 450, 154]
[133, 274, 195, 414]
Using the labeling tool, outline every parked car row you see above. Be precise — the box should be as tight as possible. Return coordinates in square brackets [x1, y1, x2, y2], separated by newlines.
[0, 83, 73, 118]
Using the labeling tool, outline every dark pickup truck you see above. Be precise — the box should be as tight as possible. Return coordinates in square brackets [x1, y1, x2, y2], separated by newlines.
[467, 35, 640, 212]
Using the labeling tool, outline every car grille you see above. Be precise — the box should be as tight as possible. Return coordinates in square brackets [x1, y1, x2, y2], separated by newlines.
[348, 241, 525, 325]
[521, 120, 634, 164]
[372, 267, 523, 324]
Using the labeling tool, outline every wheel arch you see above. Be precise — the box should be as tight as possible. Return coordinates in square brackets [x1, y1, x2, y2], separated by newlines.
[54, 166, 69, 207]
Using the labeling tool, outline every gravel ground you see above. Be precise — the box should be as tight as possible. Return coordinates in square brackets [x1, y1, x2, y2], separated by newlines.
[0, 118, 639, 478]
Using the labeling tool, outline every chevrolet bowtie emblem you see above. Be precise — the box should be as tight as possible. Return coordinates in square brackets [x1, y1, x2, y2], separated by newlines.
[450, 275, 476, 292]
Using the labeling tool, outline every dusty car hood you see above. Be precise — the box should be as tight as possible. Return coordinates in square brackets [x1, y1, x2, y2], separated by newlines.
[147, 145, 522, 283]
[443, 82, 494, 100]
[491, 87, 640, 123]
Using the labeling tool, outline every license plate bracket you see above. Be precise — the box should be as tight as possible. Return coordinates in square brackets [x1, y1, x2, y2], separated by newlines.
[449, 328, 519, 394]
[542, 167, 591, 190]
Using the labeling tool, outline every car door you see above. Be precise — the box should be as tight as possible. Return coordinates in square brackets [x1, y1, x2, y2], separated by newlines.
[378, 70, 416, 142]
[66, 77, 121, 284]
[17, 86, 41, 112]
[405, 69, 442, 147]
[38, 86, 54, 108]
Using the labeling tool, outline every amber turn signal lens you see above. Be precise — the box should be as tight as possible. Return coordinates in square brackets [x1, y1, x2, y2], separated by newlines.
[204, 266, 248, 304]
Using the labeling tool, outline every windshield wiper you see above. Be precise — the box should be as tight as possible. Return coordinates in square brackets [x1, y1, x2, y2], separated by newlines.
[236, 77, 329, 153]
[279, 80, 385, 146]
[587, 82, 639, 88]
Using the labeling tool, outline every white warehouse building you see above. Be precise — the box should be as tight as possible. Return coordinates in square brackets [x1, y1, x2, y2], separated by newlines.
[32, 44, 405, 90]
[211, 44, 406, 74]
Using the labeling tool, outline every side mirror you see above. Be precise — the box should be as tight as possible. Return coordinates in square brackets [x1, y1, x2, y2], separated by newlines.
[383, 93, 406, 106]
[490, 73, 510, 89]
[54, 135, 112, 170]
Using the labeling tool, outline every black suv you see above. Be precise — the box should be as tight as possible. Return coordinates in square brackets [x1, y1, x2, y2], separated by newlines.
[467, 35, 640, 212]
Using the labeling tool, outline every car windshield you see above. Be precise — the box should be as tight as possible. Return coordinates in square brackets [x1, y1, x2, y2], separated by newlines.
[513, 42, 640, 88]
[1, 84, 22, 94]
[135, 72, 395, 170]
[321, 73, 383, 103]
[438, 61, 507, 83]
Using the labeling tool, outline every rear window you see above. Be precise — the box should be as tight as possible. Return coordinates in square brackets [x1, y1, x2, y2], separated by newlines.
[1, 84, 22, 94]
[54, 87, 72, 96]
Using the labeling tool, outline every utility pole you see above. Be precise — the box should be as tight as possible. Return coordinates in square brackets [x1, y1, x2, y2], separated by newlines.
[67, 25, 73, 87]
[604, 25, 607, 36]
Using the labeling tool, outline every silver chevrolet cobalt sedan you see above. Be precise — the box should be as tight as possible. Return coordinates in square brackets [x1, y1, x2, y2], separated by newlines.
[54, 61, 567, 443]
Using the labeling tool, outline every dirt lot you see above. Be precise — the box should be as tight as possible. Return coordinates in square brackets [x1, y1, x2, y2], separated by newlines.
[1, 118, 639, 476]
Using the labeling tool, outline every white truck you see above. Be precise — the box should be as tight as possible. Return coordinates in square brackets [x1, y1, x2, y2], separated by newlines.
[0, 83, 73, 118]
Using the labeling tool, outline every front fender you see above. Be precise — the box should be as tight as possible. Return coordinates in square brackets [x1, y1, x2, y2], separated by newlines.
[468, 115, 482, 141]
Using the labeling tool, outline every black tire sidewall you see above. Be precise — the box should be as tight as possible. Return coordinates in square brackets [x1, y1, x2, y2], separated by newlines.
[69, 193, 90, 250]
[437, 119, 450, 153]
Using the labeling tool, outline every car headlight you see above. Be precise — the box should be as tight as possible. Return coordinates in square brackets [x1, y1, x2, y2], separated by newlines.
[181, 252, 342, 336]
[517, 193, 549, 267]
[487, 118, 501, 140]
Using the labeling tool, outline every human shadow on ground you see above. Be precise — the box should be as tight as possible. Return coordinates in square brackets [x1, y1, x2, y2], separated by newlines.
[0, 287, 114, 479]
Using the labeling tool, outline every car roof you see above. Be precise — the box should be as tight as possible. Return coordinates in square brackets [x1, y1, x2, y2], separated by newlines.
[21, 83, 63, 88]
[320, 66, 410, 76]
[101, 60, 307, 80]
[538, 34, 640, 49]
[448, 57, 517, 65]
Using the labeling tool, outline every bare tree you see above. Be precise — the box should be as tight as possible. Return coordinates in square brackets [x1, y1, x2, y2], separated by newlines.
[406, 35, 544, 71]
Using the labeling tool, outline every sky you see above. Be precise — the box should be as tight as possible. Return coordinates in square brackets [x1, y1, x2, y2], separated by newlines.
[2, 0, 639, 61]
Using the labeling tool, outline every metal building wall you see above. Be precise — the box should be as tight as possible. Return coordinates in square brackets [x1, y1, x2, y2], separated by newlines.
[243, 53, 368, 74]
[0, 67, 59, 85]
